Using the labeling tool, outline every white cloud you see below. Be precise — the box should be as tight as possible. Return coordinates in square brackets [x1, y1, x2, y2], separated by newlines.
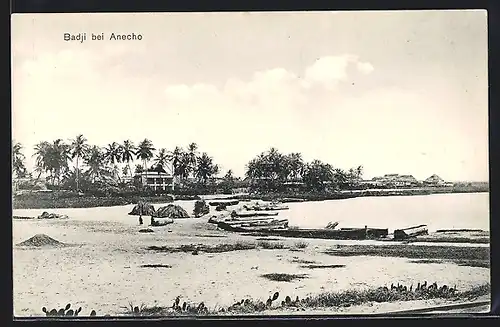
[303, 54, 373, 88]
[357, 61, 375, 74]
[13, 48, 488, 181]
[163, 55, 374, 109]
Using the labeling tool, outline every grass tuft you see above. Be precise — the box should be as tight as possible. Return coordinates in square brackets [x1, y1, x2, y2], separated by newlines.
[294, 241, 309, 249]
[258, 241, 285, 249]
[261, 273, 309, 282]
[148, 241, 257, 254]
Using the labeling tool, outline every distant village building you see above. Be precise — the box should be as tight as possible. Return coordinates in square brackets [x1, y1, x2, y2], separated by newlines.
[369, 173, 420, 187]
[424, 174, 452, 186]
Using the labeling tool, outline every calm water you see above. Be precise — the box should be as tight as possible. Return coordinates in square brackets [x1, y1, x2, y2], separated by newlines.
[12, 192, 489, 233]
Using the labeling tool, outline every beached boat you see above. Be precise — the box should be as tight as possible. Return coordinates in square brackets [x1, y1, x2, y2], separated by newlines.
[231, 210, 279, 218]
[150, 217, 174, 226]
[243, 204, 289, 211]
[217, 220, 289, 232]
[208, 200, 240, 207]
[394, 224, 428, 240]
[223, 218, 289, 228]
[339, 227, 389, 238]
[247, 227, 369, 240]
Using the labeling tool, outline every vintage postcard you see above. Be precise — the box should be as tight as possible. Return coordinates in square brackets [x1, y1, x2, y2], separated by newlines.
[11, 11, 489, 317]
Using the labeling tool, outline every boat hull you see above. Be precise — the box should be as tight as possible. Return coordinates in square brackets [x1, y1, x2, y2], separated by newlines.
[217, 221, 288, 232]
[231, 211, 279, 218]
[208, 200, 240, 207]
[249, 228, 368, 240]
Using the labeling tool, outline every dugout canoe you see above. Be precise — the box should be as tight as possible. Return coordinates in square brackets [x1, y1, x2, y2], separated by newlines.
[231, 210, 279, 218]
[218, 224, 370, 240]
[224, 218, 289, 228]
[243, 204, 290, 211]
[339, 227, 389, 238]
[217, 220, 289, 232]
[208, 200, 240, 207]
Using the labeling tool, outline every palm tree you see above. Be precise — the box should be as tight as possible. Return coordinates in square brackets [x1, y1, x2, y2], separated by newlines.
[187, 142, 199, 177]
[104, 142, 122, 165]
[168, 146, 185, 191]
[12, 141, 27, 178]
[70, 134, 89, 191]
[287, 153, 305, 181]
[355, 165, 364, 180]
[135, 138, 155, 174]
[51, 139, 72, 186]
[34, 139, 71, 186]
[33, 141, 50, 180]
[195, 152, 218, 185]
[84, 145, 106, 183]
[154, 148, 170, 172]
[120, 140, 136, 178]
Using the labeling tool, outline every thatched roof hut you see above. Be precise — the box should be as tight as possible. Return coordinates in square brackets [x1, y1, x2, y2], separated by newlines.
[129, 202, 156, 216]
[424, 174, 445, 184]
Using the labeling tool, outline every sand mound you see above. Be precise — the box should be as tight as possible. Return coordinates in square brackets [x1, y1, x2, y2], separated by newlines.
[16, 234, 65, 247]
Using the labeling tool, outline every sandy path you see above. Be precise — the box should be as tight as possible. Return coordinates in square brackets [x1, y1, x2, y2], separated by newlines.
[13, 215, 490, 317]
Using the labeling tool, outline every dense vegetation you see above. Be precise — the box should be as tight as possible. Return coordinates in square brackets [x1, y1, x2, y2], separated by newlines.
[12, 137, 227, 195]
[12, 137, 488, 209]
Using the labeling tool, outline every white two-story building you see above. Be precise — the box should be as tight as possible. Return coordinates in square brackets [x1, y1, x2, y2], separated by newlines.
[133, 168, 175, 191]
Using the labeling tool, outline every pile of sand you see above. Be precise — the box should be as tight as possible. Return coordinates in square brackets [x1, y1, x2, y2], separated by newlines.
[16, 234, 66, 247]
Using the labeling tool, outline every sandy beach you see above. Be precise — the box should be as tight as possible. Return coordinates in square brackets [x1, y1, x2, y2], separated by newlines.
[13, 199, 490, 317]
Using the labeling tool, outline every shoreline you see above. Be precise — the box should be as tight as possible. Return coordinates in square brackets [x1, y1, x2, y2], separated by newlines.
[13, 215, 490, 317]
[12, 188, 489, 210]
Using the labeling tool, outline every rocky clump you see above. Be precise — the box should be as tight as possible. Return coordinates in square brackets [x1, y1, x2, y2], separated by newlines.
[193, 200, 210, 218]
[129, 202, 156, 216]
[153, 204, 190, 219]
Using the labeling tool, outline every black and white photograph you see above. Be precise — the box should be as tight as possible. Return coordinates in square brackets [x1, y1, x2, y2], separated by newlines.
[11, 10, 490, 317]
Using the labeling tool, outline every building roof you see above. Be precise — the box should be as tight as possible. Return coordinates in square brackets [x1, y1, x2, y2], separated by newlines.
[425, 174, 444, 182]
[135, 171, 172, 177]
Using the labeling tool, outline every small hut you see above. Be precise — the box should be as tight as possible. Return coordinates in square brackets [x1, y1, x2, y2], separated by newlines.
[152, 204, 190, 219]
[129, 202, 156, 216]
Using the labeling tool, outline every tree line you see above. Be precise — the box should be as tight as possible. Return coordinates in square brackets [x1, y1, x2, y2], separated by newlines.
[12, 136, 223, 192]
[12, 139, 363, 194]
[245, 147, 363, 192]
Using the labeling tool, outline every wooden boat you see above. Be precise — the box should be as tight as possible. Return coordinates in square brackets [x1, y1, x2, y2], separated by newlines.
[208, 200, 240, 207]
[247, 228, 369, 240]
[231, 211, 279, 218]
[243, 204, 289, 211]
[225, 216, 283, 223]
[217, 220, 289, 232]
[394, 224, 428, 240]
[224, 218, 289, 228]
[150, 217, 174, 226]
[339, 227, 389, 238]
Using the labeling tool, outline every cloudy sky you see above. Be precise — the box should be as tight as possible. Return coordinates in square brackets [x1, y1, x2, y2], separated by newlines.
[11, 11, 488, 181]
